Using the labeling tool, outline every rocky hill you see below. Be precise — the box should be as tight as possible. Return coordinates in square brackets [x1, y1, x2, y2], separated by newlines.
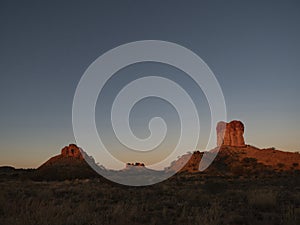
[166, 120, 300, 176]
[32, 144, 100, 181]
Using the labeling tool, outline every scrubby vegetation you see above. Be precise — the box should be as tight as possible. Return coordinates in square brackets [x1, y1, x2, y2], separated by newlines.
[0, 174, 299, 225]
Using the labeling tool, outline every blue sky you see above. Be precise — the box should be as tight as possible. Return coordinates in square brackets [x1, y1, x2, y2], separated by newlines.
[0, 0, 299, 168]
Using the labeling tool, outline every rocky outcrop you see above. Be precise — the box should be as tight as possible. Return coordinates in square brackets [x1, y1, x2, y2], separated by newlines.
[167, 144, 300, 175]
[165, 151, 203, 173]
[125, 162, 145, 169]
[217, 120, 245, 147]
[34, 144, 99, 181]
[61, 144, 84, 160]
[166, 120, 300, 174]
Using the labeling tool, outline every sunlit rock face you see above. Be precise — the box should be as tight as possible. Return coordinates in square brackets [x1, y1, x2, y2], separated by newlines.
[217, 120, 245, 147]
[61, 144, 84, 160]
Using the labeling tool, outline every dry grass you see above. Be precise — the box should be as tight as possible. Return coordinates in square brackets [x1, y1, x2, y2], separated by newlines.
[0, 176, 299, 225]
[247, 189, 278, 210]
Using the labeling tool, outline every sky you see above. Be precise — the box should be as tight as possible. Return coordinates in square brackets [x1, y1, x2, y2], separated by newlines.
[0, 0, 300, 169]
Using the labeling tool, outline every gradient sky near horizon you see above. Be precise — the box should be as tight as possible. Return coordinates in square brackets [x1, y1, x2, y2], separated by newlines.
[1, 0, 300, 169]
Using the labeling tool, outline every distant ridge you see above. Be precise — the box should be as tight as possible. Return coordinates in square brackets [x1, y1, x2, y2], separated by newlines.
[32, 120, 300, 181]
[166, 145, 300, 175]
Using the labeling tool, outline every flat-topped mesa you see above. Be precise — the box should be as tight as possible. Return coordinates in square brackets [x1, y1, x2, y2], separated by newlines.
[61, 144, 84, 160]
[217, 120, 245, 147]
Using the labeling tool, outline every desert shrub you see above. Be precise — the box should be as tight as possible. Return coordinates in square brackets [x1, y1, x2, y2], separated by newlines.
[202, 180, 228, 194]
[242, 157, 257, 164]
[230, 165, 245, 176]
[1, 175, 300, 225]
[247, 189, 277, 211]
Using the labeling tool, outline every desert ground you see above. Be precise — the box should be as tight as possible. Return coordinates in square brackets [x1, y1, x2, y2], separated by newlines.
[0, 169, 299, 225]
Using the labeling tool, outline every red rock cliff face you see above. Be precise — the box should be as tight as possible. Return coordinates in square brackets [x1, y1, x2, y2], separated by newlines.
[217, 120, 245, 147]
[61, 144, 84, 160]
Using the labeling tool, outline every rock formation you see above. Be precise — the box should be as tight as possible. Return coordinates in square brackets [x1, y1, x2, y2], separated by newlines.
[34, 144, 101, 181]
[125, 162, 145, 169]
[166, 120, 300, 174]
[217, 120, 245, 147]
[61, 144, 84, 160]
